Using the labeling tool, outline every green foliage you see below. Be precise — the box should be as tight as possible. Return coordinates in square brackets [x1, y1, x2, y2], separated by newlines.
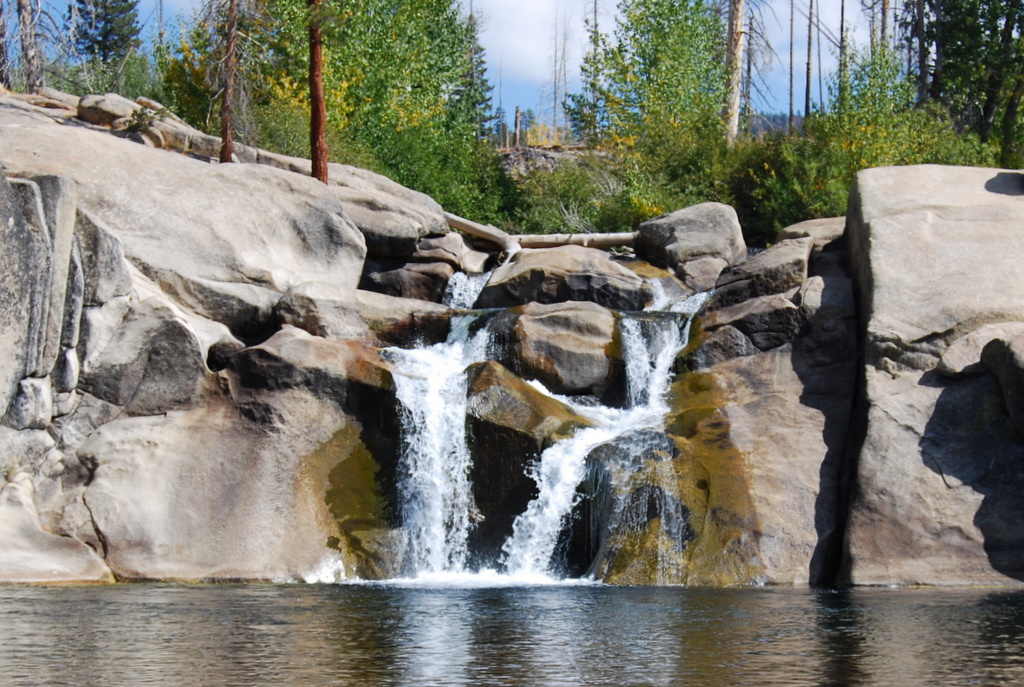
[520, 44, 996, 246]
[514, 0, 730, 236]
[514, 154, 690, 235]
[155, 0, 510, 223]
[727, 49, 996, 244]
[71, 0, 142, 65]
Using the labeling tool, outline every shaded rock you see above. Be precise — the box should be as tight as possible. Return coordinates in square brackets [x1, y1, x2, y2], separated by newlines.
[275, 282, 455, 347]
[27, 175, 78, 376]
[2, 377, 53, 430]
[795, 276, 858, 372]
[0, 472, 113, 583]
[78, 297, 207, 416]
[360, 260, 454, 303]
[490, 301, 620, 400]
[0, 174, 43, 416]
[76, 211, 133, 306]
[808, 250, 850, 279]
[636, 203, 747, 291]
[844, 165, 1024, 586]
[46, 392, 122, 454]
[563, 430, 688, 580]
[709, 236, 814, 310]
[475, 245, 650, 310]
[703, 290, 803, 351]
[412, 232, 490, 274]
[60, 238, 85, 349]
[982, 334, 1024, 436]
[227, 326, 394, 430]
[939, 323, 1024, 378]
[690, 325, 759, 368]
[465, 360, 591, 564]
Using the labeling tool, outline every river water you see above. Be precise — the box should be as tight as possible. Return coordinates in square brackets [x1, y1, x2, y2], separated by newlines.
[2, 584, 1022, 686]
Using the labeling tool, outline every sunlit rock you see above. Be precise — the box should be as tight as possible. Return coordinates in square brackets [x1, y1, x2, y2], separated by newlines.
[475, 244, 651, 310]
[844, 165, 1024, 586]
[635, 202, 747, 291]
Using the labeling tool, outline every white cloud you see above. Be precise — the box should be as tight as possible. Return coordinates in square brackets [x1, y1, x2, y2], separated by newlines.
[472, 0, 598, 85]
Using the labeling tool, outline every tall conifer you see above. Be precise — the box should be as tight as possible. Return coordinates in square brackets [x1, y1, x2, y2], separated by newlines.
[73, 0, 141, 65]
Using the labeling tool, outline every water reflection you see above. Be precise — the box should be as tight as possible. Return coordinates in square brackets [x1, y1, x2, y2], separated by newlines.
[0, 585, 1022, 686]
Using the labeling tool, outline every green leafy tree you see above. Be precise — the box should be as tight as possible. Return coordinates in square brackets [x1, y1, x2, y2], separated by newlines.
[904, 0, 1024, 165]
[530, 0, 728, 232]
[730, 47, 995, 242]
[72, 0, 141, 65]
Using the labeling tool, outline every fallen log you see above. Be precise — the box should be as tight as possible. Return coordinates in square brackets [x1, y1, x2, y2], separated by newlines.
[444, 211, 519, 253]
[445, 212, 637, 252]
[517, 232, 635, 249]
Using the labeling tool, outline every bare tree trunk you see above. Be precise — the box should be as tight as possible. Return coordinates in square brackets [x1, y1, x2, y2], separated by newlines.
[788, 0, 794, 132]
[724, 0, 746, 144]
[0, 1, 12, 89]
[881, 0, 890, 47]
[1000, 66, 1024, 167]
[17, 0, 44, 93]
[309, 0, 329, 183]
[219, 0, 239, 164]
[929, 0, 944, 101]
[915, 0, 928, 102]
[979, 0, 1022, 143]
[838, 0, 848, 108]
[817, 3, 824, 110]
[805, 0, 814, 117]
[514, 106, 521, 148]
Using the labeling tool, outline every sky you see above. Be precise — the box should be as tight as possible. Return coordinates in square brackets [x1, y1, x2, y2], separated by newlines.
[142, 0, 872, 121]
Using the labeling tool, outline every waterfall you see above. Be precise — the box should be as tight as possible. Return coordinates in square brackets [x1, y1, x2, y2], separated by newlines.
[443, 271, 492, 309]
[381, 287, 709, 583]
[383, 317, 490, 575]
[500, 292, 709, 578]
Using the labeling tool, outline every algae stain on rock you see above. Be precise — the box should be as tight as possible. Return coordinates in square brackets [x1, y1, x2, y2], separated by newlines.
[303, 422, 399, 579]
[663, 371, 762, 585]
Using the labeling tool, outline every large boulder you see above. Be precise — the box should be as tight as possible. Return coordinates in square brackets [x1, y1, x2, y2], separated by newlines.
[0, 174, 45, 416]
[254, 150, 450, 259]
[77, 296, 208, 417]
[636, 203, 747, 291]
[475, 245, 651, 310]
[0, 99, 367, 337]
[465, 360, 592, 564]
[77, 327, 401, 582]
[275, 282, 456, 346]
[360, 259, 454, 304]
[489, 301, 622, 401]
[707, 236, 814, 310]
[843, 165, 1024, 586]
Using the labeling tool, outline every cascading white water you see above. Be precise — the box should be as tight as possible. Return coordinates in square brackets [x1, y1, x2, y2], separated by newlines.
[380, 285, 708, 583]
[442, 271, 493, 309]
[500, 291, 710, 578]
[383, 317, 491, 575]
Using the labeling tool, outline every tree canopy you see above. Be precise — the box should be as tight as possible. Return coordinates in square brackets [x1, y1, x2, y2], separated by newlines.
[71, 0, 142, 65]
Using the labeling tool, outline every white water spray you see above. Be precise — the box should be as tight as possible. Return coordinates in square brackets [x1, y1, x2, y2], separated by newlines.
[442, 271, 492, 309]
[384, 317, 491, 575]
[500, 292, 709, 578]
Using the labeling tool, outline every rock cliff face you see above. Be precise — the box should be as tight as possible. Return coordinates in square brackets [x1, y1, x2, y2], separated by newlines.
[1, 90, 1023, 586]
[842, 166, 1024, 585]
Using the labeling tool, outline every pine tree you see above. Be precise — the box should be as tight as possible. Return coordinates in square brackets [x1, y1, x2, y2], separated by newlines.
[73, 0, 141, 65]
[452, 12, 494, 140]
